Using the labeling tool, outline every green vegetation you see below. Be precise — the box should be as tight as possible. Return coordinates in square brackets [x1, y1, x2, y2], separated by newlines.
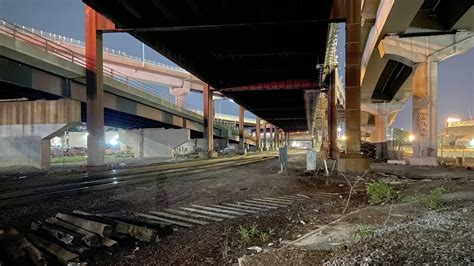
[356, 224, 374, 238]
[367, 181, 397, 205]
[237, 224, 270, 244]
[426, 187, 447, 209]
[51, 155, 86, 164]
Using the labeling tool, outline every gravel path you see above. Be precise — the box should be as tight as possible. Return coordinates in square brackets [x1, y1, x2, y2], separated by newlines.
[326, 205, 474, 264]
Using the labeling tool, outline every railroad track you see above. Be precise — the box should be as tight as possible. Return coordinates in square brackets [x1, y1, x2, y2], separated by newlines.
[0, 155, 277, 207]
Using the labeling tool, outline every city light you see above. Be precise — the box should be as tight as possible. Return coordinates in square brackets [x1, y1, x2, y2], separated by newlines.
[408, 135, 415, 142]
[337, 127, 342, 132]
[470, 139, 474, 147]
[108, 135, 119, 146]
[447, 117, 461, 123]
[340, 135, 347, 141]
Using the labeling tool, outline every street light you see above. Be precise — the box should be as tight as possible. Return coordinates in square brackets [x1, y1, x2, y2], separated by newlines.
[408, 135, 415, 142]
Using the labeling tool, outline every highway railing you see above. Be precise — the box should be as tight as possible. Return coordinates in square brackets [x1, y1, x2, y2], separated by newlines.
[0, 18, 198, 112]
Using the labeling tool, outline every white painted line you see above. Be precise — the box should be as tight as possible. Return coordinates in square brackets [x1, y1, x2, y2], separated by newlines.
[210, 204, 258, 214]
[165, 209, 223, 222]
[148, 211, 209, 225]
[250, 199, 290, 207]
[180, 207, 236, 219]
[135, 213, 193, 228]
[223, 203, 269, 211]
[237, 201, 278, 209]
[278, 195, 305, 200]
[262, 197, 294, 204]
[190, 205, 247, 216]
[260, 197, 294, 204]
[244, 200, 283, 208]
[296, 194, 311, 199]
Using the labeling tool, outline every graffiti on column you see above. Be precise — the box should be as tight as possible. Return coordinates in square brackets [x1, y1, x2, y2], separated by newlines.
[417, 109, 429, 137]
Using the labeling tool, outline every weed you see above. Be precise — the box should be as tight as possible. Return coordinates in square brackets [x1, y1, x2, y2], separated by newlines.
[238, 225, 251, 244]
[259, 231, 269, 242]
[367, 181, 397, 205]
[357, 224, 374, 238]
[249, 224, 259, 238]
[426, 187, 447, 209]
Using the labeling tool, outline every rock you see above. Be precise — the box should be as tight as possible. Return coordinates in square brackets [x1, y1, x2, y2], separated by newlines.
[247, 246, 262, 253]
[19, 176, 27, 179]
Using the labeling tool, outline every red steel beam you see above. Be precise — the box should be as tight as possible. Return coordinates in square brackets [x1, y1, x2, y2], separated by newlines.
[220, 79, 319, 92]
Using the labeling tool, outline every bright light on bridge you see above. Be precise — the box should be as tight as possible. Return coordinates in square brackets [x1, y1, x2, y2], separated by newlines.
[408, 135, 415, 142]
[447, 117, 461, 123]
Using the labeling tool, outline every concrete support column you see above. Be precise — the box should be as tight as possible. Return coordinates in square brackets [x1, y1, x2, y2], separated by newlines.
[374, 115, 388, 160]
[203, 83, 215, 157]
[256, 117, 261, 150]
[269, 125, 274, 150]
[239, 106, 245, 150]
[338, 0, 369, 172]
[410, 61, 438, 166]
[275, 127, 279, 150]
[328, 71, 338, 159]
[170, 81, 190, 108]
[263, 122, 267, 151]
[85, 6, 114, 167]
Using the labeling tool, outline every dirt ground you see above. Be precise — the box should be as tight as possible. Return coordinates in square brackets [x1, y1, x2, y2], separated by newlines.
[1, 151, 473, 265]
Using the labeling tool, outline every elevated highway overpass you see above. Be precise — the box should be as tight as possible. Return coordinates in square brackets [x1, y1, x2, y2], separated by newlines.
[359, 0, 474, 165]
[0, 19, 259, 169]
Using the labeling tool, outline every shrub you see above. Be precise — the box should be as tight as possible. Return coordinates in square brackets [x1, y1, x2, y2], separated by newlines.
[426, 187, 447, 209]
[357, 224, 374, 238]
[367, 181, 396, 205]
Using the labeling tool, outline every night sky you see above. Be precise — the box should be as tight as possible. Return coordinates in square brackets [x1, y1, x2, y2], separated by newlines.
[1, 0, 473, 130]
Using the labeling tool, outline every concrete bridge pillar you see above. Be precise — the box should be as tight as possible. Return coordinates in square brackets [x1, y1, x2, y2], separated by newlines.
[85, 6, 115, 167]
[170, 80, 191, 107]
[255, 117, 261, 150]
[263, 122, 267, 151]
[203, 83, 216, 158]
[335, 0, 370, 172]
[378, 32, 474, 165]
[411, 61, 438, 166]
[238, 106, 245, 151]
[0, 99, 81, 170]
[374, 115, 388, 160]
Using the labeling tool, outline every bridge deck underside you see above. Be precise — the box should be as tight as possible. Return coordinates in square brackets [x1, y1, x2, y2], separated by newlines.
[83, 0, 335, 132]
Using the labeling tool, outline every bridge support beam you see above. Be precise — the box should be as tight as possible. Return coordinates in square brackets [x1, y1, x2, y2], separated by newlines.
[263, 122, 267, 151]
[203, 83, 216, 158]
[328, 71, 339, 159]
[85, 6, 114, 167]
[0, 99, 80, 170]
[410, 62, 438, 166]
[255, 117, 261, 150]
[374, 115, 388, 160]
[238, 106, 245, 152]
[378, 32, 474, 165]
[170, 81, 190, 108]
[336, 0, 370, 172]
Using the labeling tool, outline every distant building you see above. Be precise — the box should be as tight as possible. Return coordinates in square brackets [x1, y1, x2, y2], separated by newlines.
[439, 119, 474, 147]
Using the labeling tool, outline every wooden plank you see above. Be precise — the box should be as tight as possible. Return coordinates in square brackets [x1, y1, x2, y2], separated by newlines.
[45, 217, 100, 248]
[148, 211, 209, 225]
[165, 209, 223, 222]
[245, 200, 284, 208]
[72, 210, 158, 242]
[56, 213, 112, 237]
[27, 234, 79, 265]
[16, 236, 46, 266]
[180, 207, 236, 219]
[190, 205, 247, 216]
[222, 203, 269, 211]
[135, 213, 193, 228]
[253, 198, 292, 206]
[210, 205, 258, 214]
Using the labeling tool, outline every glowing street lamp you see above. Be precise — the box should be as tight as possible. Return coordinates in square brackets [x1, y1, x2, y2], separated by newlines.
[408, 135, 415, 142]
[340, 135, 347, 141]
